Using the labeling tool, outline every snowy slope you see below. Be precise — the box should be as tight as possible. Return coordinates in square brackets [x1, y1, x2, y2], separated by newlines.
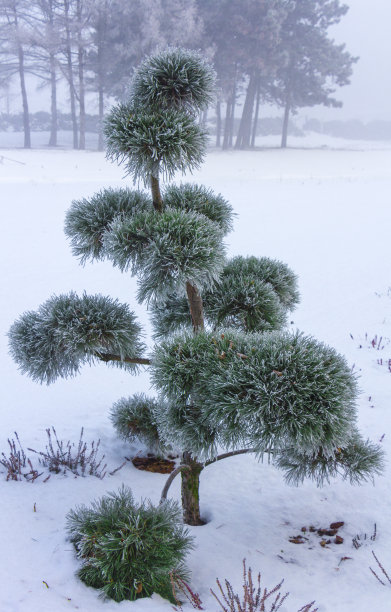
[0, 142, 390, 611]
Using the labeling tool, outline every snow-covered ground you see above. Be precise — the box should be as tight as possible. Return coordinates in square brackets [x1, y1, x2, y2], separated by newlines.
[1, 137, 390, 611]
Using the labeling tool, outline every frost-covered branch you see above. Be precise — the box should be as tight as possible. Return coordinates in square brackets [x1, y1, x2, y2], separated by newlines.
[94, 352, 151, 366]
[160, 465, 190, 503]
[204, 448, 256, 467]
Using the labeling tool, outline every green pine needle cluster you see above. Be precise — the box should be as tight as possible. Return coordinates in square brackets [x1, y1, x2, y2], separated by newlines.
[131, 47, 216, 114]
[150, 293, 192, 339]
[110, 394, 169, 456]
[151, 329, 370, 463]
[150, 256, 299, 338]
[275, 433, 385, 486]
[222, 256, 300, 310]
[65, 183, 230, 303]
[106, 207, 225, 302]
[104, 103, 207, 183]
[155, 399, 220, 461]
[8, 293, 144, 383]
[66, 487, 193, 602]
[104, 48, 215, 184]
[64, 188, 152, 263]
[163, 183, 234, 235]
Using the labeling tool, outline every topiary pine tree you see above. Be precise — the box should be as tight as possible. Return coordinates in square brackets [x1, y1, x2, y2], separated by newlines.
[9, 48, 383, 526]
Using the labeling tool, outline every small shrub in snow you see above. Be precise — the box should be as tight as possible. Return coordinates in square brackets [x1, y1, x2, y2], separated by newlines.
[28, 427, 107, 478]
[1, 428, 112, 481]
[66, 486, 193, 602]
[0, 433, 41, 482]
[211, 559, 318, 612]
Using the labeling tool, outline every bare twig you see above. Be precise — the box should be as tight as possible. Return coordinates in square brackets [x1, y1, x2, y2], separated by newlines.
[109, 461, 127, 476]
[370, 551, 391, 586]
[170, 571, 203, 610]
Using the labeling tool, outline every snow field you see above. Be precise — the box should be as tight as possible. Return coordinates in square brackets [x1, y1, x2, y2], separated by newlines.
[0, 142, 390, 611]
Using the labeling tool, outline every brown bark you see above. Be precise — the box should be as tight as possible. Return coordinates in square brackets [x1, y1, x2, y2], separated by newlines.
[181, 452, 205, 525]
[150, 174, 163, 212]
[186, 282, 204, 333]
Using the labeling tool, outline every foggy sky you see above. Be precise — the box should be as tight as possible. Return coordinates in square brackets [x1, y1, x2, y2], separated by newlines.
[310, 0, 391, 122]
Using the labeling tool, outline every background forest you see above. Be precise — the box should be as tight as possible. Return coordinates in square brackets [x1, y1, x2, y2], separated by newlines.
[0, 0, 361, 149]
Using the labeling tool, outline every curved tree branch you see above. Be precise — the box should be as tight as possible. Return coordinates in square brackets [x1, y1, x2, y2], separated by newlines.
[160, 464, 190, 503]
[204, 448, 256, 467]
[93, 351, 151, 366]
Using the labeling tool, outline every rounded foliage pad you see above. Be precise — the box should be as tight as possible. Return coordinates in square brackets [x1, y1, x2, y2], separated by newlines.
[275, 432, 384, 486]
[229, 256, 300, 310]
[8, 293, 145, 384]
[64, 188, 152, 263]
[110, 393, 168, 456]
[104, 103, 207, 183]
[163, 183, 234, 235]
[149, 293, 191, 339]
[66, 486, 193, 602]
[152, 329, 360, 458]
[154, 398, 220, 460]
[204, 256, 299, 332]
[131, 47, 216, 114]
[105, 208, 225, 302]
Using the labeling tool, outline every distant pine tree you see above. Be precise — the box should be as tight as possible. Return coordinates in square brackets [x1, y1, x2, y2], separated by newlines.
[275, 0, 358, 148]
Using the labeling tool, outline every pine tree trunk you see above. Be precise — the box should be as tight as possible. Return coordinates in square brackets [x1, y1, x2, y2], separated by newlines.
[78, 46, 86, 149]
[228, 94, 235, 148]
[250, 77, 261, 148]
[215, 101, 221, 147]
[98, 85, 104, 151]
[64, 0, 78, 149]
[235, 71, 257, 150]
[281, 98, 290, 149]
[96, 3, 106, 151]
[76, 0, 85, 150]
[48, 54, 57, 146]
[182, 279, 206, 523]
[181, 452, 205, 526]
[222, 99, 231, 150]
[12, 6, 30, 148]
[17, 43, 31, 149]
[186, 281, 204, 333]
[150, 173, 163, 212]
